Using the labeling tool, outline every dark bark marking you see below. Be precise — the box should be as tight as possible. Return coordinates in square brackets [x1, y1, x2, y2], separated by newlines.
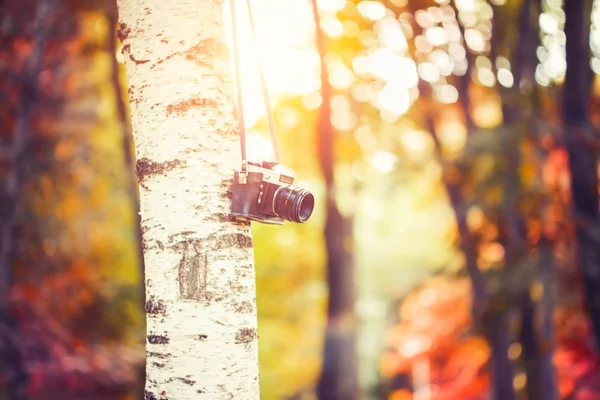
[167, 231, 195, 243]
[216, 123, 239, 137]
[139, 181, 150, 192]
[228, 278, 247, 296]
[166, 98, 218, 115]
[135, 157, 185, 182]
[141, 231, 149, 251]
[148, 352, 171, 359]
[207, 212, 235, 223]
[129, 53, 151, 65]
[209, 233, 252, 250]
[145, 296, 167, 317]
[121, 43, 131, 55]
[210, 318, 228, 326]
[220, 178, 233, 199]
[116, 23, 131, 42]
[157, 38, 227, 69]
[235, 327, 257, 344]
[120, 41, 149, 64]
[157, 240, 164, 251]
[148, 334, 170, 345]
[144, 391, 160, 400]
[197, 334, 208, 340]
[185, 38, 228, 66]
[152, 362, 165, 368]
[176, 377, 196, 386]
[177, 240, 208, 300]
[234, 300, 253, 314]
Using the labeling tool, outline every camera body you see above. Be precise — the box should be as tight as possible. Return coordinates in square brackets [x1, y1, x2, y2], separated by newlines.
[231, 161, 314, 225]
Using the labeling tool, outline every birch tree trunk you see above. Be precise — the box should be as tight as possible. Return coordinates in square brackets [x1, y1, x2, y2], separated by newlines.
[116, 1, 260, 398]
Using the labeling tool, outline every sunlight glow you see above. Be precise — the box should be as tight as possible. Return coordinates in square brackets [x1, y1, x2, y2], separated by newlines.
[418, 62, 440, 83]
[464, 28, 485, 52]
[372, 151, 398, 173]
[357, 1, 387, 21]
[321, 16, 345, 38]
[415, 35, 434, 53]
[329, 60, 356, 89]
[456, 0, 476, 12]
[332, 111, 358, 131]
[343, 20, 361, 37]
[539, 13, 559, 34]
[536, 0, 566, 85]
[430, 50, 455, 76]
[425, 26, 449, 46]
[301, 92, 323, 110]
[400, 130, 430, 154]
[246, 132, 276, 161]
[317, 0, 346, 13]
[223, 0, 316, 129]
[358, 29, 379, 48]
[434, 84, 459, 104]
[378, 83, 410, 115]
[477, 67, 496, 87]
[368, 49, 419, 87]
[277, 105, 299, 128]
[416, 10, 435, 29]
[472, 97, 502, 128]
[590, 0, 600, 72]
[497, 68, 514, 88]
[378, 17, 408, 51]
[436, 118, 467, 157]
[352, 55, 369, 74]
[448, 43, 466, 61]
[351, 83, 371, 102]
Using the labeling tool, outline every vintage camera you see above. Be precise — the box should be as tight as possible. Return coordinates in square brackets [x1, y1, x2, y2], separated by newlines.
[231, 161, 314, 225]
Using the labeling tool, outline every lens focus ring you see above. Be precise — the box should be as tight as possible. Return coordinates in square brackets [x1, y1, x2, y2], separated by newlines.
[273, 186, 315, 223]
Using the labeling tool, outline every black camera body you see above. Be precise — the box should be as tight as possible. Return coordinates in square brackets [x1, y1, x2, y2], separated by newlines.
[231, 161, 314, 225]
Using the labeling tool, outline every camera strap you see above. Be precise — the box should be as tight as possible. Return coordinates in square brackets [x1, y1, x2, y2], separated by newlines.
[229, 0, 281, 178]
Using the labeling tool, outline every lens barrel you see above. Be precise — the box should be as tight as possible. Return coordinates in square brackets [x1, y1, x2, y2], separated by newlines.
[273, 186, 314, 223]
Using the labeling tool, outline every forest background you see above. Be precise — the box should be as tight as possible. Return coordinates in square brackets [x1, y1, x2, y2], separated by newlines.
[1, 0, 600, 399]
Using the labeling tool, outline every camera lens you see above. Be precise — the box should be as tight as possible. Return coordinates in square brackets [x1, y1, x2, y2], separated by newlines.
[273, 186, 315, 223]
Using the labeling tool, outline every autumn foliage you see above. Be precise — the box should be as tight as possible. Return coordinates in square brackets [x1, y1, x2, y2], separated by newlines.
[380, 275, 600, 400]
[379, 277, 491, 400]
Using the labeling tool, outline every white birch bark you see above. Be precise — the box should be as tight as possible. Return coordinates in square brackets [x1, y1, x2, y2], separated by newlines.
[116, 0, 260, 398]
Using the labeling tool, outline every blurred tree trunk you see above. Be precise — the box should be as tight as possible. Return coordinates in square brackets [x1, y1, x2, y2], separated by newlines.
[427, 105, 514, 400]
[107, 0, 143, 272]
[1, 0, 147, 398]
[495, 0, 553, 398]
[107, 3, 146, 395]
[538, 237, 559, 400]
[311, 1, 359, 400]
[117, 0, 260, 398]
[0, 0, 54, 398]
[563, 0, 600, 355]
